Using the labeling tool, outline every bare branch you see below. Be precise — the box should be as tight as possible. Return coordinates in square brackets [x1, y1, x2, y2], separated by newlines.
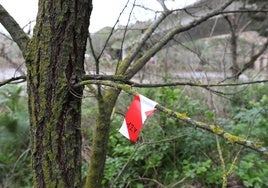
[225, 39, 268, 80]
[0, 4, 30, 53]
[156, 0, 169, 12]
[238, 39, 268, 76]
[135, 177, 164, 187]
[0, 76, 26, 87]
[156, 105, 268, 155]
[124, 0, 235, 79]
[116, 10, 172, 75]
[115, 0, 137, 73]
[0, 43, 26, 75]
[96, 0, 131, 61]
[76, 79, 268, 155]
[88, 34, 99, 74]
[81, 74, 268, 88]
[135, 4, 162, 14]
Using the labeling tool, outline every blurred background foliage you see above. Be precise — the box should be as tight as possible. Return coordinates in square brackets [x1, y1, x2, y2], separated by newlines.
[99, 84, 268, 188]
[0, 85, 31, 188]
[0, 82, 268, 187]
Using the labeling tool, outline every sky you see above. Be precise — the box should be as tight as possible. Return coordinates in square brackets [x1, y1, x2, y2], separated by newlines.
[0, 0, 197, 33]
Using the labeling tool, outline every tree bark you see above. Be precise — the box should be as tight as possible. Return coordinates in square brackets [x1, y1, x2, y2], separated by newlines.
[85, 89, 120, 187]
[24, 0, 92, 187]
[225, 15, 239, 79]
[0, 4, 29, 51]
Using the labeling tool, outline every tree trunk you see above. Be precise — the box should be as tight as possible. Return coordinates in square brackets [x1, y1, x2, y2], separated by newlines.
[225, 15, 239, 79]
[85, 89, 120, 187]
[25, 0, 92, 187]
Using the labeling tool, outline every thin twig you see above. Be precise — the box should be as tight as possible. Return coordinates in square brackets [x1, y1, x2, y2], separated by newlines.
[81, 74, 268, 88]
[0, 76, 26, 87]
[96, 0, 131, 61]
[115, 0, 136, 73]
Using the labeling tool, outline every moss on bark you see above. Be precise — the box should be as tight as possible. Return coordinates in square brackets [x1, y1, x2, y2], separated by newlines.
[24, 0, 92, 187]
[85, 89, 120, 188]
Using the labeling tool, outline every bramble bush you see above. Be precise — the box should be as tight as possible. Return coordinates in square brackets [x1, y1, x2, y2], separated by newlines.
[228, 84, 268, 187]
[1, 84, 268, 187]
[101, 85, 268, 187]
[0, 85, 31, 187]
[101, 87, 223, 187]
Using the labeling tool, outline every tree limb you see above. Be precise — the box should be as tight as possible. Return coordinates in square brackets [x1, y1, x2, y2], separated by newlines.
[81, 74, 268, 88]
[0, 76, 26, 87]
[116, 10, 172, 75]
[0, 4, 30, 53]
[77, 79, 268, 155]
[236, 39, 268, 78]
[115, 0, 136, 72]
[124, 0, 235, 79]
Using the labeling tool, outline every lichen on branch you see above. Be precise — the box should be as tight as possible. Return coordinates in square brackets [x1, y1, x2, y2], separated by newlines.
[78, 79, 268, 156]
